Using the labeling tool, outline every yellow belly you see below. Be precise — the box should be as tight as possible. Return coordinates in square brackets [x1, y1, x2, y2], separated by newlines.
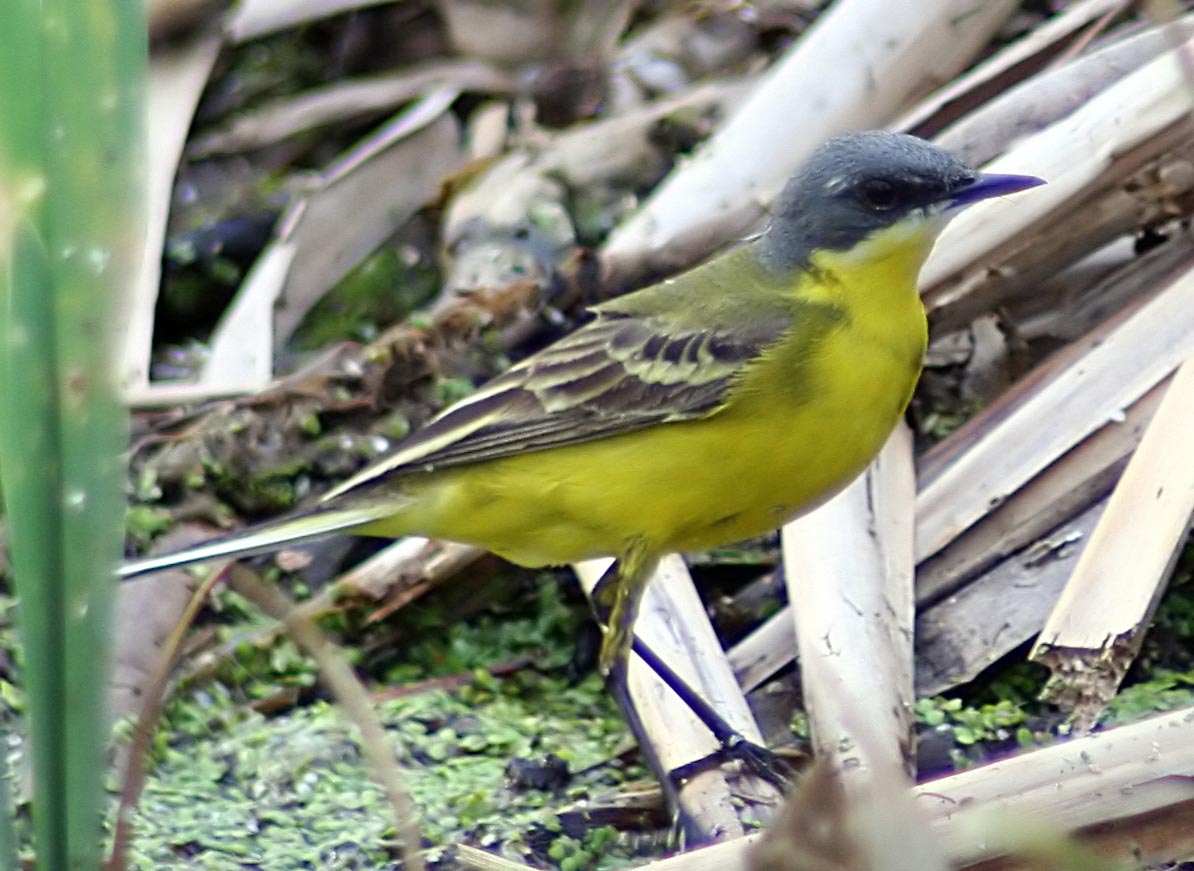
[373, 316, 925, 567]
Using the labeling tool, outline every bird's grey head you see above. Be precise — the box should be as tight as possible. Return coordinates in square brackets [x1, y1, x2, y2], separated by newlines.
[758, 132, 1037, 272]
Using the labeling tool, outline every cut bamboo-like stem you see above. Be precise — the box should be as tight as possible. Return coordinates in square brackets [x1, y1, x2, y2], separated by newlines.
[921, 35, 1194, 334]
[729, 492, 1113, 699]
[633, 706, 1194, 871]
[782, 427, 916, 780]
[122, 35, 222, 396]
[573, 555, 782, 842]
[935, 13, 1194, 165]
[896, 0, 1131, 143]
[1030, 355, 1194, 727]
[726, 608, 791, 694]
[916, 496, 1106, 696]
[602, 0, 1016, 262]
[917, 260, 1194, 563]
[918, 375, 1167, 605]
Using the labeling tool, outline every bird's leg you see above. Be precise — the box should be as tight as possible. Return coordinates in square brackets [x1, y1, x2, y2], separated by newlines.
[589, 549, 791, 790]
[592, 542, 657, 677]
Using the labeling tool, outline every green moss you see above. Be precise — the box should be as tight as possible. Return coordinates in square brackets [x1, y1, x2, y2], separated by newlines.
[126, 576, 651, 868]
[124, 505, 174, 551]
[1099, 671, 1194, 727]
[293, 238, 440, 350]
[380, 413, 411, 442]
[433, 377, 476, 407]
[299, 412, 322, 438]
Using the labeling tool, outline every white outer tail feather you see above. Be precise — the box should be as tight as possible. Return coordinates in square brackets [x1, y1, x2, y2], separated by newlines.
[118, 503, 397, 580]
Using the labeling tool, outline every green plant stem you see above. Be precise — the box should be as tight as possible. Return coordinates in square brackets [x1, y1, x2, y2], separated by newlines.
[0, 0, 144, 865]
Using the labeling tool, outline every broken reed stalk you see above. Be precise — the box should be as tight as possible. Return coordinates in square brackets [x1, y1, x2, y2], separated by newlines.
[915, 496, 1105, 695]
[917, 258, 1194, 565]
[781, 427, 917, 780]
[1030, 354, 1194, 727]
[302, 536, 486, 623]
[603, 0, 1018, 260]
[896, 0, 1132, 145]
[634, 706, 1194, 871]
[122, 34, 222, 396]
[572, 556, 783, 842]
[921, 34, 1194, 334]
[920, 6, 1186, 164]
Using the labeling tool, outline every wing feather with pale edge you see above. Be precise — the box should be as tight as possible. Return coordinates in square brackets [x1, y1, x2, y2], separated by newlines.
[323, 315, 774, 499]
[324, 257, 839, 500]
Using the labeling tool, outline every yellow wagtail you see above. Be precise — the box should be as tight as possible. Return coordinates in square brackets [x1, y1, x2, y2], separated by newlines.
[122, 132, 1041, 681]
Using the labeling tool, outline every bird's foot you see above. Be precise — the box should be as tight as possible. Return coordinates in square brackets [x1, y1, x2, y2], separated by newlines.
[669, 733, 794, 793]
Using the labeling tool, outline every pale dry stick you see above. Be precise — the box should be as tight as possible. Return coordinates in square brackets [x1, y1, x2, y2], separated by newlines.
[895, 0, 1131, 140]
[199, 89, 462, 401]
[573, 556, 783, 843]
[917, 259, 1194, 565]
[223, 565, 426, 871]
[932, 13, 1194, 167]
[269, 89, 464, 348]
[917, 227, 1194, 567]
[921, 707, 1194, 866]
[1009, 228, 1194, 346]
[921, 35, 1194, 333]
[450, 844, 539, 870]
[918, 376, 1168, 604]
[1030, 356, 1194, 727]
[227, 0, 395, 42]
[602, 0, 1017, 262]
[726, 607, 789, 694]
[631, 705, 1194, 871]
[963, 800, 1194, 871]
[122, 35, 222, 397]
[915, 497, 1105, 696]
[297, 536, 486, 620]
[187, 61, 517, 158]
[781, 427, 917, 781]
[730, 493, 1109, 697]
[749, 616, 950, 871]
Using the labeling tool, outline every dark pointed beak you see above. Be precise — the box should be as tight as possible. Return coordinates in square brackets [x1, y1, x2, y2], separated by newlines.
[948, 172, 1045, 209]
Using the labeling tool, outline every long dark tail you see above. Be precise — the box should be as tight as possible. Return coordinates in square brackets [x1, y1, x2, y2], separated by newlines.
[118, 502, 399, 580]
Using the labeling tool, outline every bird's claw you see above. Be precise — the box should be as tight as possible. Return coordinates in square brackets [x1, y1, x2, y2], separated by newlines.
[669, 733, 793, 793]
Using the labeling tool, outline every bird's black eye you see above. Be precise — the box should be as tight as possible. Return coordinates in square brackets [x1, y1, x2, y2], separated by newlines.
[859, 178, 899, 211]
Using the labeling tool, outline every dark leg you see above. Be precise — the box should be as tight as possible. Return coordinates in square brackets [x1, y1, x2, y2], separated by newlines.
[590, 556, 792, 790]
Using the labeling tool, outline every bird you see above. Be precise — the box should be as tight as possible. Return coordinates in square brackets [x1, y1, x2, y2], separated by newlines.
[122, 131, 1042, 683]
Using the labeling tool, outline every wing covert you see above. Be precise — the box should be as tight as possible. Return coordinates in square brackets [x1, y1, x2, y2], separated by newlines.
[323, 309, 788, 500]
[323, 248, 843, 501]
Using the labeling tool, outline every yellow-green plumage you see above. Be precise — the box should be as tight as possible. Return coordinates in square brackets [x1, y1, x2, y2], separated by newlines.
[120, 132, 1041, 674]
[360, 234, 929, 567]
